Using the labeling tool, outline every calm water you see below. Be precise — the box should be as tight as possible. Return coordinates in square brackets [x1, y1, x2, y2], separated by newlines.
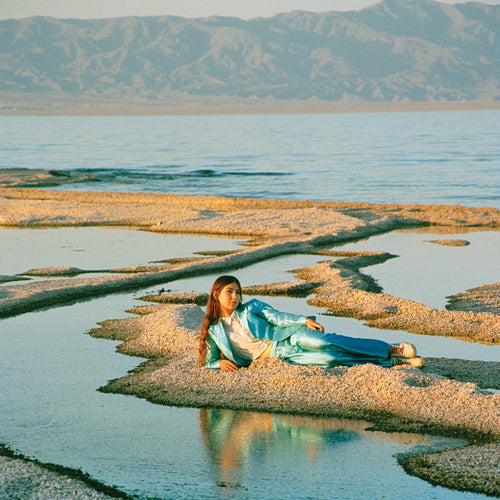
[1, 110, 499, 208]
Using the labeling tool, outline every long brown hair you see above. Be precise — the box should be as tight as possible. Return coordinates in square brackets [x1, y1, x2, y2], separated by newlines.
[199, 275, 242, 366]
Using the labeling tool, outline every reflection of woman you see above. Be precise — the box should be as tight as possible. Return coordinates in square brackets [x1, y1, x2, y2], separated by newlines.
[200, 408, 430, 491]
[200, 409, 327, 489]
[200, 409, 274, 488]
[199, 275, 424, 371]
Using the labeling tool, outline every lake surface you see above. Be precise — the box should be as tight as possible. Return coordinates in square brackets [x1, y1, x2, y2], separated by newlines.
[336, 229, 500, 310]
[0, 228, 498, 499]
[1, 109, 499, 208]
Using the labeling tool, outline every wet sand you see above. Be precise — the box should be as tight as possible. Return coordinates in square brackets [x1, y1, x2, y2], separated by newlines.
[0, 187, 499, 496]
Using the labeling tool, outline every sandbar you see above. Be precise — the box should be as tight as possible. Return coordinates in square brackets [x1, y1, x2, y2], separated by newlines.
[0, 452, 124, 500]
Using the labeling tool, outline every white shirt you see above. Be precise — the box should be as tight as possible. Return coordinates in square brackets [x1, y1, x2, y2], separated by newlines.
[221, 313, 270, 361]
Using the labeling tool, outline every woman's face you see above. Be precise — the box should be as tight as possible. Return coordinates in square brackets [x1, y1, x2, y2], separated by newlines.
[216, 282, 241, 317]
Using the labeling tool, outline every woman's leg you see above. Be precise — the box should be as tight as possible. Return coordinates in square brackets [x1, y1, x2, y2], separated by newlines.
[273, 327, 392, 367]
[273, 337, 341, 367]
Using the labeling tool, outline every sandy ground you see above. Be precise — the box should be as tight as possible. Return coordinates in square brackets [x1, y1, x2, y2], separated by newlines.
[1, 96, 499, 117]
[0, 445, 127, 499]
[0, 455, 123, 500]
[0, 187, 499, 497]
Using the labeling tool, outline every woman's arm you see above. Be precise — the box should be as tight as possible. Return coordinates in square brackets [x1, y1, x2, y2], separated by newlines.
[254, 300, 313, 328]
[306, 317, 324, 332]
[204, 335, 241, 371]
[204, 335, 222, 369]
[220, 359, 239, 372]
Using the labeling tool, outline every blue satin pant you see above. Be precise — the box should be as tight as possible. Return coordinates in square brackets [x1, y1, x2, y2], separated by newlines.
[271, 328, 392, 368]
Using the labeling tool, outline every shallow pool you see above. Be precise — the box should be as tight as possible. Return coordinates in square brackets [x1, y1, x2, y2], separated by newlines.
[335, 228, 500, 311]
[0, 227, 245, 276]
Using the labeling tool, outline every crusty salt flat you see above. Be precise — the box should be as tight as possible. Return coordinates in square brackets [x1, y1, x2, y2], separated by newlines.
[0, 187, 499, 496]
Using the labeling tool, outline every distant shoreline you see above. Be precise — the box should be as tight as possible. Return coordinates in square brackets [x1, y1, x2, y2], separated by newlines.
[1, 99, 499, 117]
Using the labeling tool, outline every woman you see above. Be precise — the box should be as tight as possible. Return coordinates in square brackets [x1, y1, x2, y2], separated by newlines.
[199, 275, 424, 371]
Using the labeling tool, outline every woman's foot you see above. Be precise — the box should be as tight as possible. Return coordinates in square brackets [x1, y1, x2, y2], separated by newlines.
[392, 356, 425, 369]
[390, 342, 417, 359]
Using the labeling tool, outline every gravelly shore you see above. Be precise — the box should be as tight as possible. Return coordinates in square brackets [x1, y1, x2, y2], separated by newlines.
[0, 188, 499, 497]
[0, 454, 127, 499]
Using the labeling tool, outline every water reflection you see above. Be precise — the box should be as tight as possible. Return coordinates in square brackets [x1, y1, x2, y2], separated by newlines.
[201, 410, 275, 490]
[200, 409, 453, 496]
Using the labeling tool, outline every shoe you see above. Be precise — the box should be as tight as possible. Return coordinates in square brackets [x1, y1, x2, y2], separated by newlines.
[392, 356, 425, 369]
[391, 342, 417, 359]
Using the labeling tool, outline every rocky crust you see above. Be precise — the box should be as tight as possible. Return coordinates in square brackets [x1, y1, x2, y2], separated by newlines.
[0, 447, 128, 499]
[424, 239, 470, 246]
[447, 283, 500, 315]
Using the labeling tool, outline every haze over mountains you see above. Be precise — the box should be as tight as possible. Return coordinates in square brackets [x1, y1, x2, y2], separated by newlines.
[0, 0, 499, 110]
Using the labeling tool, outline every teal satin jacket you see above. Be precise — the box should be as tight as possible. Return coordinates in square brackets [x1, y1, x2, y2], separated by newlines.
[204, 299, 312, 369]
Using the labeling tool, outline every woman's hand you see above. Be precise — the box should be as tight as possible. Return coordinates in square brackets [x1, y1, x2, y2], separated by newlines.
[220, 359, 240, 372]
[306, 318, 325, 332]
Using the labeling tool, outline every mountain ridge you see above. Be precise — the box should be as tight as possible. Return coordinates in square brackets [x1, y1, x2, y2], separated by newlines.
[1, 0, 499, 108]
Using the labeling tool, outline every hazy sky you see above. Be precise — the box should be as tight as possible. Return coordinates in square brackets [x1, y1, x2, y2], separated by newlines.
[1, 0, 499, 21]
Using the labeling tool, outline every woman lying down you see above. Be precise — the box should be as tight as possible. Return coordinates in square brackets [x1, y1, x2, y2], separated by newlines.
[199, 275, 424, 372]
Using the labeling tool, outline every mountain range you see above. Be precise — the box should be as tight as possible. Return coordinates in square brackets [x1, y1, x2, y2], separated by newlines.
[0, 0, 499, 108]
